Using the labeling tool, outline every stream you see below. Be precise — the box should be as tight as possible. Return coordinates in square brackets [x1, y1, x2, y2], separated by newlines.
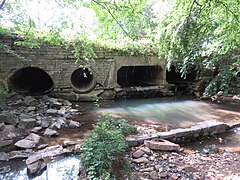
[0, 97, 239, 179]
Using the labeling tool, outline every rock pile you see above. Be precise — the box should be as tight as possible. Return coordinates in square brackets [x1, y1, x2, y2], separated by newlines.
[130, 140, 240, 179]
[0, 95, 81, 149]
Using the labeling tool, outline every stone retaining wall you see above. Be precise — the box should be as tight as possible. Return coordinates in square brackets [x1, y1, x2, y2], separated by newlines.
[126, 120, 230, 147]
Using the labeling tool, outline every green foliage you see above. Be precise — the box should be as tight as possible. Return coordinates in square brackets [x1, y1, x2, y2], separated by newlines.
[0, 87, 7, 95]
[67, 34, 97, 66]
[81, 116, 136, 179]
[156, 0, 240, 95]
[89, 0, 151, 40]
[0, 0, 239, 95]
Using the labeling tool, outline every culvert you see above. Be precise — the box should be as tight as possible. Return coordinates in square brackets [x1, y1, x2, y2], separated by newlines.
[70, 67, 96, 93]
[117, 66, 163, 87]
[9, 67, 54, 94]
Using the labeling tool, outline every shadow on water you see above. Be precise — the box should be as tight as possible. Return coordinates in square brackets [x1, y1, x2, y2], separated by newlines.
[0, 155, 81, 180]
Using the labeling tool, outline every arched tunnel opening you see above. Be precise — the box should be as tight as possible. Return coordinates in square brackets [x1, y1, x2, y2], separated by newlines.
[117, 66, 163, 87]
[71, 67, 96, 93]
[9, 67, 54, 95]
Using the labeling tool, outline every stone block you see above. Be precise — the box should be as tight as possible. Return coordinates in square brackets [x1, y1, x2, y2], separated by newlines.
[144, 139, 180, 151]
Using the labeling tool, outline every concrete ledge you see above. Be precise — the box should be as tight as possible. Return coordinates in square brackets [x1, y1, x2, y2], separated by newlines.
[126, 120, 230, 147]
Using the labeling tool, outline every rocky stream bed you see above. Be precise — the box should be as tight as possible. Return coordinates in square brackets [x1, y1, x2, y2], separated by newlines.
[0, 94, 239, 179]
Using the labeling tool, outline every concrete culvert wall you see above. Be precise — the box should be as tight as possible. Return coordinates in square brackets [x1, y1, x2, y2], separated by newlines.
[9, 67, 54, 94]
[117, 66, 163, 87]
[70, 68, 96, 93]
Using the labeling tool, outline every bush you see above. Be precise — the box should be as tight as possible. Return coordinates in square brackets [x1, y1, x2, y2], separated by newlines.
[80, 116, 137, 179]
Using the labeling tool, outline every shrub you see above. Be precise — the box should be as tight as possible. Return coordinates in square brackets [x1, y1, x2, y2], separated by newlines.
[80, 116, 137, 179]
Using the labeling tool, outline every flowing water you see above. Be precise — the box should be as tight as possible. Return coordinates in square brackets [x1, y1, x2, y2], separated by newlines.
[97, 97, 240, 129]
[0, 155, 81, 180]
[0, 97, 239, 179]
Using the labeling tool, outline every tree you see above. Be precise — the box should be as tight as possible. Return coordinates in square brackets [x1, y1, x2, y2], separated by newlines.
[154, 0, 240, 95]
[0, 0, 239, 95]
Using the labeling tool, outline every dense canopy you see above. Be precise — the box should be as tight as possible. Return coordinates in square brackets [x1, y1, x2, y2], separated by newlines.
[0, 0, 239, 95]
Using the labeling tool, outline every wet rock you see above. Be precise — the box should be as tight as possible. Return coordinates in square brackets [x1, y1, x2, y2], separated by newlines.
[149, 171, 159, 180]
[0, 152, 10, 161]
[144, 139, 180, 151]
[18, 118, 37, 129]
[43, 128, 59, 137]
[68, 120, 81, 128]
[46, 109, 58, 115]
[26, 155, 46, 174]
[132, 157, 149, 164]
[0, 111, 15, 124]
[0, 140, 13, 148]
[15, 139, 38, 149]
[132, 149, 145, 158]
[0, 122, 5, 131]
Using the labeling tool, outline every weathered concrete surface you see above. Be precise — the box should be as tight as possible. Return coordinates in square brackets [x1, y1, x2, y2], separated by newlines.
[0, 35, 168, 100]
[126, 120, 230, 147]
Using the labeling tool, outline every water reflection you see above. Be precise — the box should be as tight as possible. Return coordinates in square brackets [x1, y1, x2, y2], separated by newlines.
[0, 155, 81, 180]
[98, 100, 219, 128]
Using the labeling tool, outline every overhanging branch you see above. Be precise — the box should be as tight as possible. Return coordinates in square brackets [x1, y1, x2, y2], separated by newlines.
[0, 0, 6, 10]
[92, 0, 134, 40]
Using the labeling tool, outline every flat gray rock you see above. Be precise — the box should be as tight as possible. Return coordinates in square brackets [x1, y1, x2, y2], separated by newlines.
[43, 128, 59, 137]
[15, 139, 38, 149]
[0, 140, 13, 148]
[25, 133, 41, 143]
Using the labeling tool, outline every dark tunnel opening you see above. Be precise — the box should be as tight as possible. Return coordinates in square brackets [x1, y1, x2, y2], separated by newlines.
[166, 66, 198, 93]
[9, 67, 54, 95]
[166, 66, 197, 84]
[117, 66, 163, 87]
[70, 68, 96, 93]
